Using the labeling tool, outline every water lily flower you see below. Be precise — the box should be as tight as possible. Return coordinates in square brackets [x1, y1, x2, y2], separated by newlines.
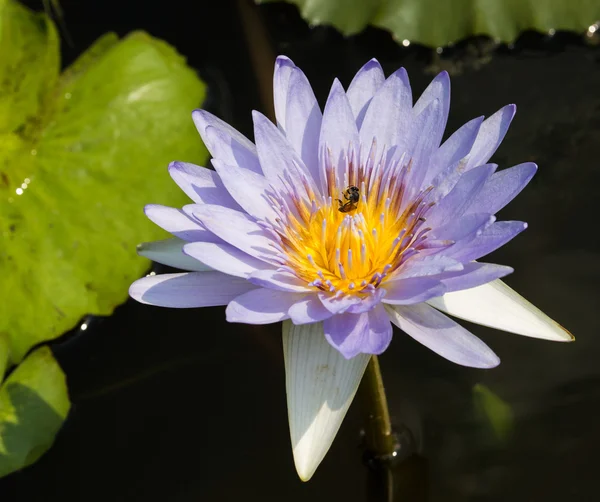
[130, 57, 573, 481]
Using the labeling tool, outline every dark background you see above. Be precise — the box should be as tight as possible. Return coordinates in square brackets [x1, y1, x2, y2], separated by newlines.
[3, 1, 600, 500]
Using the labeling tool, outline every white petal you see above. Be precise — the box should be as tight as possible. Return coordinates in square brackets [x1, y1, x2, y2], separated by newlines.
[427, 279, 573, 342]
[138, 238, 212, 272]
[283, 320, 370, 481]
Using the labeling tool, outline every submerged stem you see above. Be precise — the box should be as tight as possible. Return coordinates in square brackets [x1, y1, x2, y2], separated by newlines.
[360, 355, 397, 457]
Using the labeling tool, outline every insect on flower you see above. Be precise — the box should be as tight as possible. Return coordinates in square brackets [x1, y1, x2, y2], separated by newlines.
[337, 185, 360, 212]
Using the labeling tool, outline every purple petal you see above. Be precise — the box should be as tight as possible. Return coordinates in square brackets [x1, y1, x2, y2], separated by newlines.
[323, 304, 393, 359]
[168, 161, 239, 209]
[428, 164, 497, 227]
[436, 262, 513, 292]
[273, 56, 296, 129]
[344, 288, 387, 314]
[191, 204, 277, 262]
[192, 110, 261, 174]
[183, 241, 273, 278]
[425, 116, 484, 186]
[387, 303, 500, 368]
[319, 79, 360, 187]
[248, 269, 312, 292]
[252, 110, 313, 189]
[466, 162, 537, 215]
[359, 67, 412, 154]
[394, 256, 463, 278]
[226, 288, 303, 324]
[288, 294, 334, 324]
[433, 213, 494, 242]
[466, 104, 516, 169]
[129, 271, 254, 308]
[413, 71, 450, 134]
[448, 221, 527, 262]
[318, 292, 362, 314]
[346, 59, 385, 129]
[403, 98, 445, 197]
[145, 204, 216, 242]
[382, 277, 446, 305]
[211, 159, 277, 221]
[285, 68, 323, 188]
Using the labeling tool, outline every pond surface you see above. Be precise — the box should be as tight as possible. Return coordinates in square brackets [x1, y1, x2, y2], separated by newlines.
[3, 1, 600, 500]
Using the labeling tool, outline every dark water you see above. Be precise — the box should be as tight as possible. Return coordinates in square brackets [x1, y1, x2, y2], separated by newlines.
[4, 1, 600, 500]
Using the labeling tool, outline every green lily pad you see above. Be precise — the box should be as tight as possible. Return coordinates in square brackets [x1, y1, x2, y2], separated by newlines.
[0, 334, 8, 384]
[258, 0, 600, 46]
[0, 0, 207, 364]
[0, 346, 70, 477]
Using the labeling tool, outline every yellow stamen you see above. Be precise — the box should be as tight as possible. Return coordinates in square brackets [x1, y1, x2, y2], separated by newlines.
[280, 182, 429, 295]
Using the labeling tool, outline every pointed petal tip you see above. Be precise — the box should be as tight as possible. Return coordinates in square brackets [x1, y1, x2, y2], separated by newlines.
[330, 77, 345, 92]
[168, 160, 184, 172]
[292, 446, 319, 482]
[362, 58, 382, 70]
[428, 279, 574, 343]
[476, 352, 501, 369]
[555, 323, 575, 342]
[143, 203, 159, 216]
[191, 108, 206, 128]
[275, 55, 295, 67]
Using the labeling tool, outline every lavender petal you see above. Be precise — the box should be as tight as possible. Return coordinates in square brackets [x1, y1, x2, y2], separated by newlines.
[323, 304, 392, 359]
[168, 161, 239, 209]
[273, 55, 296, 129]
[183, 241, 273, 278]
[425, 116, 484, 187]
[252, 110, 313, 189]
[428, 164, 497, 227]
[346, 59, 385, 129]
[248, 269, 312, 292]
[192, 109, 261, 174]
[466, 162, 537, 215]
[386, 303, 500, 368]
[226, 288, 304, 324]
[211, 158, 278, 221]
[129, 271, 255, 308]
[436, 262, 514, 292]
[466, 104, 516, 170]
[319, 79, 360, 187]
[144, 204, 215, 242]
[191, 204, 277, 262]
[413, 71, 450, 135]
[382, 277, 446, 305]
[285, 68, 323, 187]
[448, 221, 528, 262]
[359, 67, 412, 154]
[288, 294, 334, 324]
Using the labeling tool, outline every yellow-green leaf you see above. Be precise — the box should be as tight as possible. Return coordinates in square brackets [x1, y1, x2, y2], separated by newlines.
[0, 346, 70, 477]
[0, 1, 207, 363]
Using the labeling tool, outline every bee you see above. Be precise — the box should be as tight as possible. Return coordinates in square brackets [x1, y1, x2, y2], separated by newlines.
[337, 185, 360, 213]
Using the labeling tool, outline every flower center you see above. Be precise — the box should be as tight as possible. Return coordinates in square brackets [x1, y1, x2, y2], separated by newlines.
[271, 151, 434, 295]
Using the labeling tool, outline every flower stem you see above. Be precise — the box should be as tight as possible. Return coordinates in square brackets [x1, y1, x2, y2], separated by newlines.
[360, 355, 397, 457]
